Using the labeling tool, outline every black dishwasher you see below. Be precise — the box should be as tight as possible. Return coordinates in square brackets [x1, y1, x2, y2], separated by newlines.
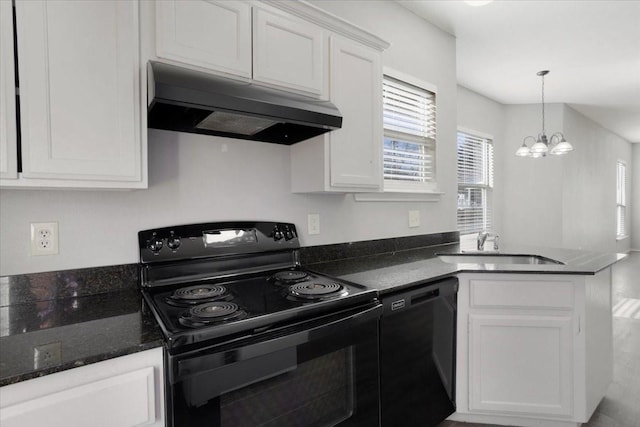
[379, 277, 457, 427]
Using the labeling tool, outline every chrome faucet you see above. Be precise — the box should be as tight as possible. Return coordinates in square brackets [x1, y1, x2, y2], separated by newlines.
[477, 231, 499, 251]
[477, 231, 489, 250]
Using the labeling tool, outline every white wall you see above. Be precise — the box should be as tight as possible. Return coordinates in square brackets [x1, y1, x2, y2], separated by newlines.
[562, 106, 632, 254]
[0, 1, 458, 276]
[632, 144, 640, 251]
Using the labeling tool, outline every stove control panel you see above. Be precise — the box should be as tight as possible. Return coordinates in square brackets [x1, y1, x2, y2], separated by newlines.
[139, 221, 300, 263]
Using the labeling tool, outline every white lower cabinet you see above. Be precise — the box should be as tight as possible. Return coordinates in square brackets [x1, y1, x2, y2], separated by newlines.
[452, 271, 613, 427]
[0, 348, 164, 427]
[469, 313, 573, 416]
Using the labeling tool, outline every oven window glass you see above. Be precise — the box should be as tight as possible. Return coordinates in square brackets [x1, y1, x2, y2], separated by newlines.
[220, 348, 354, 427]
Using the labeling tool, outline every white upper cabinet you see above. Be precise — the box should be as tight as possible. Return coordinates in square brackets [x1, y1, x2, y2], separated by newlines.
[3, 0, 146, 188]
[0, 0, 18, 180]
[252, 7, 324, 96]
[154, 1, 326, 97]
[329, 37, 382, 189]
[155, 0, 252, 78]
[291, 36, 383, 192]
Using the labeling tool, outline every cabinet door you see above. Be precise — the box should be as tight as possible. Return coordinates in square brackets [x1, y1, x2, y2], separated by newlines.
[329, 37, 382, 189]
[0, 0, 17, 179]
[253, 8, 324, 96]
[0, 348, 164, 427]
[15, 1, 141, 182]
[156, 0, 252, 78]
[468, 314, 573, 417]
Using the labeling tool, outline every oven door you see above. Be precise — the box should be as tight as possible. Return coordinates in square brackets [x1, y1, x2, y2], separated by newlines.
[166, 302, 382, 427]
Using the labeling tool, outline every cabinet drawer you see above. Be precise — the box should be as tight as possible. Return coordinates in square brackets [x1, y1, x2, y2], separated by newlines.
[470, 279, 574, 309]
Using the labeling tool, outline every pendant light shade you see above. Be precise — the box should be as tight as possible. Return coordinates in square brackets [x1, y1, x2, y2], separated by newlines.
[515, 142, 531, 157]
[515, 70, 575, 158]
[549, 135, 574, 155]
[530, 138, 549, 154]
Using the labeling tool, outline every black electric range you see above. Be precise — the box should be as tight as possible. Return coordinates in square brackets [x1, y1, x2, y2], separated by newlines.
[138, 221, 378, 351]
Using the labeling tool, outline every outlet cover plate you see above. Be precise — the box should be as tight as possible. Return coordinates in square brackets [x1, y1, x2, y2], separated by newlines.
[34, 342, 62, 369]
[30, 222, 59, 256]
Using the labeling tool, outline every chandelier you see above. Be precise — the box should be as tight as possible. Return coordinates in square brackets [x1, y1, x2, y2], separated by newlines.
[515, 70, 574, 158]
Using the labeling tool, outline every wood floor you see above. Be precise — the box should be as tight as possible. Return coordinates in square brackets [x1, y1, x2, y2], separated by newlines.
[440, 251, 640, 427]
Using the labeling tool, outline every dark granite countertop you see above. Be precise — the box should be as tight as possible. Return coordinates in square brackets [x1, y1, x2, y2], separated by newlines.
[0, 267, 163, 387]
[0, 232, 626, 386]
[305, 242, 627, 295]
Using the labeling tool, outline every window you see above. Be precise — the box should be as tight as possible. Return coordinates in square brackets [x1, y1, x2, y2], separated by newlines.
[382, 73, 437, 192]
[616, 160, 627, 238]
[457, 130, 494, 236]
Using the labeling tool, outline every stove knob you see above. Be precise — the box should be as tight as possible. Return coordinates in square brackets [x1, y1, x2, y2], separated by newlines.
[167, 232, 181, 251]
[147, 234, 164, 255]
[284, 226, 294, 241]
[273, 226, 284, 241]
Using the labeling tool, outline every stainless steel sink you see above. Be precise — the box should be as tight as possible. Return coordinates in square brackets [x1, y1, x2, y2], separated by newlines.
[437, 253, 564, 265]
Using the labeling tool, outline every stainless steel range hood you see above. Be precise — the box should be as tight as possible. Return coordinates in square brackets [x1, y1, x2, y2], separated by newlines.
[147, 61, 342, 145]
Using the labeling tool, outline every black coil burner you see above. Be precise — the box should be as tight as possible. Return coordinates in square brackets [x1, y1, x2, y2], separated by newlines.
[288, 282, 348, 300]
[271, 270, 309, 284]
[179, 302, 246, 327]
[166, 284, 230, 306]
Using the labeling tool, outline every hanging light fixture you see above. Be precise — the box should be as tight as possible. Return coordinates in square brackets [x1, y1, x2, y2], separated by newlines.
[515, 70, 574, 158]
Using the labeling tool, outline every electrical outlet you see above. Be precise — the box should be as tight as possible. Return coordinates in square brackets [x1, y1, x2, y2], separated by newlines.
[307, 214, 320, 235]
[408, 210, 420, 228]
[30, 222, 59, 256]
[34, 342, 62, 369]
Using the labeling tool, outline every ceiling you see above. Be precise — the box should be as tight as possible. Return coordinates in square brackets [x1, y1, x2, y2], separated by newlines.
[397, 0, 640, 143]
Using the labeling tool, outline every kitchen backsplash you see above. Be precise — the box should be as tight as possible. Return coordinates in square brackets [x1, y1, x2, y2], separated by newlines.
[0, 264, 138, 306]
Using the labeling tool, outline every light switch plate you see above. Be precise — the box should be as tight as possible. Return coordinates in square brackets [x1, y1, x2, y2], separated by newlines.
[408, 210, 420, 228]
[307, 213, 320, 235]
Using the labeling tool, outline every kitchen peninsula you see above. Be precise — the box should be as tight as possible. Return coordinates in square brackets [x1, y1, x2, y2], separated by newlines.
[303, 237, 626, 427]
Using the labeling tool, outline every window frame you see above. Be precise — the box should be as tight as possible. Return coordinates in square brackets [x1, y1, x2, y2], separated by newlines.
[382, 67, 439, 194]
[616, 160, 627, 239]
[456, 127, 494, 237]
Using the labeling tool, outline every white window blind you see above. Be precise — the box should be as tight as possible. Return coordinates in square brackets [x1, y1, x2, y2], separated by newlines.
[382, 75, 436, 186]
[616, 161, 627, 237]
[457, 131, 493, 235]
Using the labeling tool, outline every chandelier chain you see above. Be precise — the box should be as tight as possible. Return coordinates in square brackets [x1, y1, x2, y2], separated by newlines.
[541, 73, 545, 135]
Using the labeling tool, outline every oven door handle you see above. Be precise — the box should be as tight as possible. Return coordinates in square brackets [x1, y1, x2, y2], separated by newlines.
[176, 302, 382, 379]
